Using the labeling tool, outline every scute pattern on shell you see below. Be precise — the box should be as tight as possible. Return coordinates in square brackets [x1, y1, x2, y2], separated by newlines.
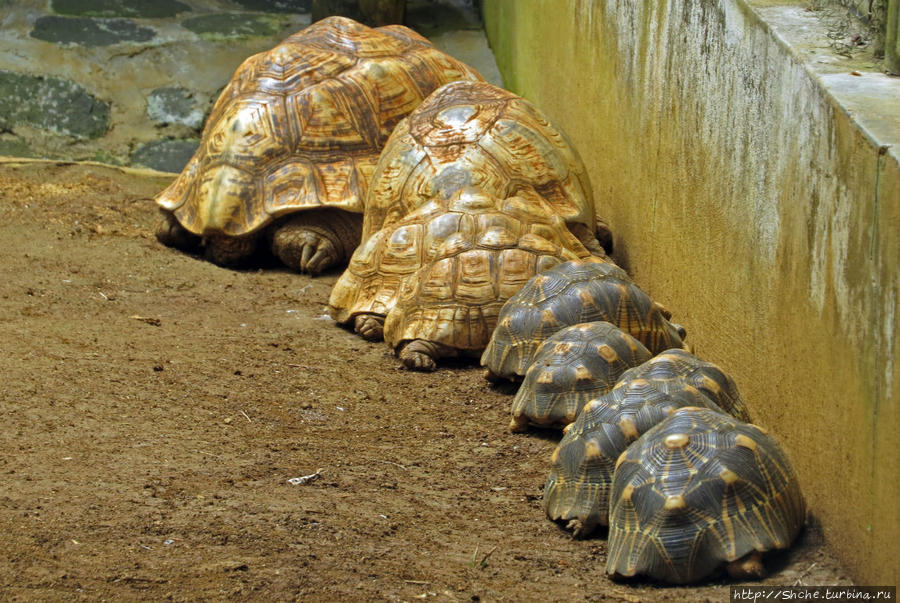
[543, 375, 725, 538]
[509, 321, 652, 432]
[361, 80, 600, 249]
[481, 259, 686, 379]
[606, 407, 806, 584]
[614, 349, 751, 423]
[155, 16, 484, 237]
[356, 190, 595, 357]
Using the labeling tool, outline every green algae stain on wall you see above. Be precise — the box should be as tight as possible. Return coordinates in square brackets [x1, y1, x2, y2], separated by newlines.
[181, 12, 285, 41]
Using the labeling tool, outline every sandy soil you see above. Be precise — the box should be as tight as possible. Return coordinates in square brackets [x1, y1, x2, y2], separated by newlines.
[0, 160, 852, 601]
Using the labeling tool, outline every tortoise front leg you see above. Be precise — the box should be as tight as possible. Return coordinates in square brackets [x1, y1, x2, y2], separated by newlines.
[397, 340, 458, 371]
[204, 233, 258, 267]
[271, 209, 362, 274]
[155, 210, 200, 251]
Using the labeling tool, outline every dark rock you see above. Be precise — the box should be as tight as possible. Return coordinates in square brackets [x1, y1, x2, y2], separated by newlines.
[51, 0, 191, 19]
[405, 0, 480, 36]
[234, 0, 311, 13]
[130, 138, 199, 172]
[180, 13, 283, 40]
[0, 70, 110, 139]
[311, 0, 404, 26]
[30, 15, 156, 46]
[147, 87, 205, 130]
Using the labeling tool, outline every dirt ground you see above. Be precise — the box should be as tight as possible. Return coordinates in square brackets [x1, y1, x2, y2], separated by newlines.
[0, 160, 853, 601]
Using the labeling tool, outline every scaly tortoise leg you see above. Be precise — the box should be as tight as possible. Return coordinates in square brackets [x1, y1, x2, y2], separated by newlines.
[271, 209, 363, 274]
[204, 233, 258, 267]
[398, 340, 458, 372]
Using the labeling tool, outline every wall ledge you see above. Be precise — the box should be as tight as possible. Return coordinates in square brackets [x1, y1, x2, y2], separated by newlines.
[748, 2, 899, 163]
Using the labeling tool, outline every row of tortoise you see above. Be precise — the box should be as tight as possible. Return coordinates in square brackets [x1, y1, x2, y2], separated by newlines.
[153, 16, 805, 585]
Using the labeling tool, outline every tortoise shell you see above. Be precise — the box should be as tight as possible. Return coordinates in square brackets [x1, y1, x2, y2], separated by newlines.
[481, 259, 687, 380]
[607, 407, 806, 584]
[543, 375, 725, 538]
[366, 189, 594, 370]
[615, 349, 751, 422]
[361, 79, 604, 253]
[155, 16, 484, 237]
[329, 188, 593, 341]
[508, 322, 652, 432]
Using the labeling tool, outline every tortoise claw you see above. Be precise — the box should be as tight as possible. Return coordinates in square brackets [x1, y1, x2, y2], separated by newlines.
[272, 226, 339, 274]
[508, 413, 530, 433]
[298, 232, 338, 274]
[354, 314, 384, 341]
[400, 349, 437, 371]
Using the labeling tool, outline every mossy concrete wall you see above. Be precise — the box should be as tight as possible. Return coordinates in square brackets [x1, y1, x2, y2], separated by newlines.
[483, 0, 899, 585]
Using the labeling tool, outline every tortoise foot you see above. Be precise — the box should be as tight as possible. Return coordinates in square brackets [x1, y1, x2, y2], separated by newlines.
[400, 349, 437, 371]
[272, 210, 362, 274]
[565, 519, 585, 538]
[483, 367, 501, 383]
[155, 211, 200, 251]
[354, 314, 385, 341]
[272, 226, 339, 274]
[508, 413, 530, 433]
[566, 517, 599, 539]
[726, 551, 765, 580]
[398, 340, 456, 371]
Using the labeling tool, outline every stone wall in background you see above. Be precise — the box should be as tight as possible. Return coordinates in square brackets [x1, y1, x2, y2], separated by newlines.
[482, 0, 899, 586]
[0, 0, 501, 172]
[0, 1, 313, 172]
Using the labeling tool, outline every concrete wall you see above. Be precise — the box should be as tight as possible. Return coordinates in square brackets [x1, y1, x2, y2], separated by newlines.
[482, 0, 899, 585]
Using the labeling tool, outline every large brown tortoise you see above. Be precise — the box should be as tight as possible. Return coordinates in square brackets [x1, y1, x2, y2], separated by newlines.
[481, 259, 688, 381]
[508, 321, 652, 432]
[360, 79, 610, 255]
[154, 16, 483, 273]
[328, 188, 597, 370]
[607, 407, 806, 584]
[543, 366, 729, 538]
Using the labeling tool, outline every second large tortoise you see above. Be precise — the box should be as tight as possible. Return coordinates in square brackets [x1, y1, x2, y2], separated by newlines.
[154, 16, 483, 273]
[329, 188, 597, 370]
[360, 79, 610, 254]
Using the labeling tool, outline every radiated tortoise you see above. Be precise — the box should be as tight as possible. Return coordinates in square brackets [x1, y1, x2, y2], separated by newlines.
[508, 321, 651, 432]
[481, 259, 688, 381]
[543, 369, 728, 538]
[607, 407, 805, 584]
